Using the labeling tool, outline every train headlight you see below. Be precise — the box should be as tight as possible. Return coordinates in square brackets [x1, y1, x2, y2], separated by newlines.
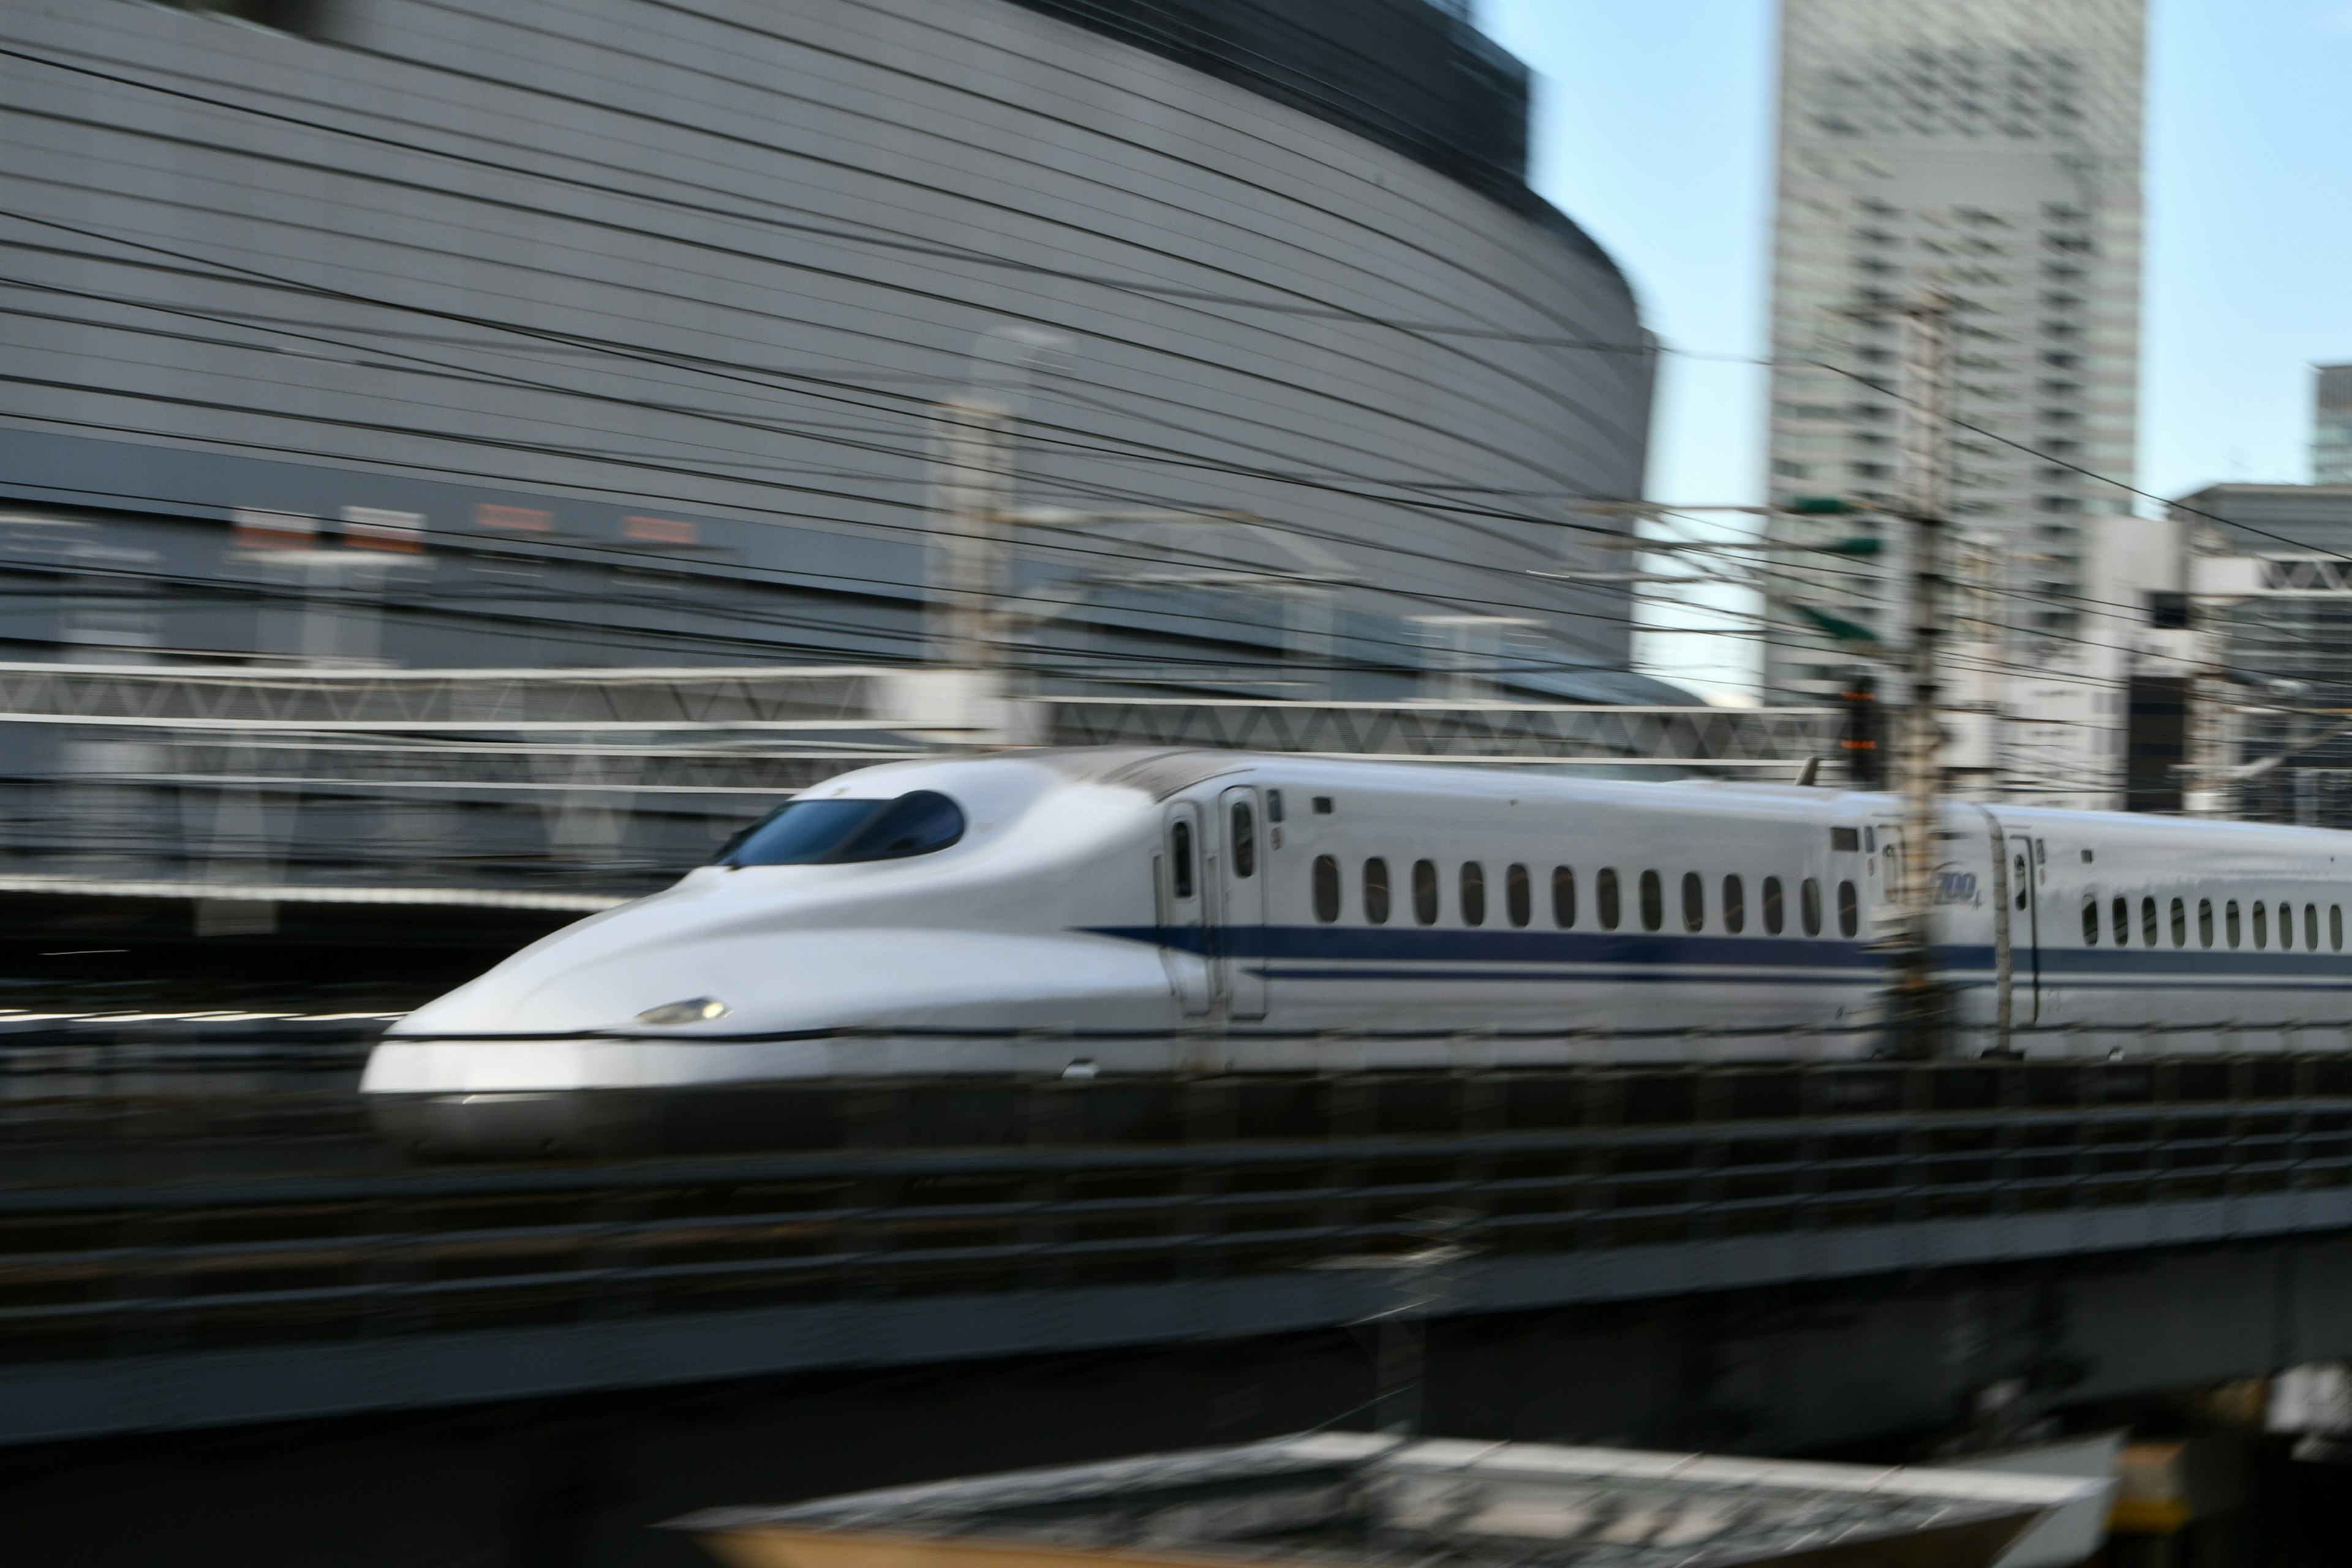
[636, 996, 731, 1027]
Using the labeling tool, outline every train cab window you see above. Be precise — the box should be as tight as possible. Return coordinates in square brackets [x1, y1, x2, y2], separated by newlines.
[2253, 902, 2268, 949]
[2335, 905, 2345, 952]
[1170, 821, 1195, 899]
[2081, 899, 2098, 946]
[2142, 897, 2158, 948]
[2171, 898, 2187, 948]
[1412, 859, 1439, 925]
[2111, 897, 2128, 947]
[2307, 904, 2320, 951]
[1231, 801, 1256, 878]
[1639, 870, 1664, 932]
[2226, 900, 2242, 948]
[1763, 876, 1785, 935]
[2199, 898, 2214, 948]
[1723, 875, 1746, 934]
[1598, 869, 1621, 930]
[1312, 796, 1333, 815]
[1312, 855, 1340, 923]
[1831, 827, 1860, 853]
[1681, 872, 1705, 932]
[1460, 862, 1487, 927]
[1363, 858, 1392, 924]
[1837, 880, 1858, 938]
[1506, 864, 1531, 928]
[2013, 853, 2029, 911]
[1551, 866, 1576, 928]
[720, 789, 965, 866]
[1800, 878, 1822, 938]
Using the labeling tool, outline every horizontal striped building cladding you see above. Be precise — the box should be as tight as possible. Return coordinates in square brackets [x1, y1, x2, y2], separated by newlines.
[0, 0, 1670, 698]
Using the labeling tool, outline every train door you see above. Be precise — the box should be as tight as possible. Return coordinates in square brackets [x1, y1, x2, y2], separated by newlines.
[1868, 818, 1904, 936]
[1215, 785, 1268, 1020]
[1985, 815, 2043, 1027]
[1160, 804, 1211, 1016]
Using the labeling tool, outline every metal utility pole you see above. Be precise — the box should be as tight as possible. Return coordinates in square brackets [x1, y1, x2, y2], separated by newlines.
[925, 396, 1018, 673]
[2182, 526, 2239, 818]
[1890, 295, 1954, 1057]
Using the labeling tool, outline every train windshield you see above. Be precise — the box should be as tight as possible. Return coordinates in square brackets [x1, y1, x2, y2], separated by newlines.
[715, 790, 965, 866]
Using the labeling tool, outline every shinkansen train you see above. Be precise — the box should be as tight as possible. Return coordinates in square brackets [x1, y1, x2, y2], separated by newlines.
[363, 748, 2352, 1153]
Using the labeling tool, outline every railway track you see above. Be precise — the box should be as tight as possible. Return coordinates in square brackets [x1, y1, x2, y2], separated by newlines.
[0, 1050, 2346, 1365]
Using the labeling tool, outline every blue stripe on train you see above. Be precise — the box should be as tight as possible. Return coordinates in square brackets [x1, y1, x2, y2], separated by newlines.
[1088, 924, 2352, 983]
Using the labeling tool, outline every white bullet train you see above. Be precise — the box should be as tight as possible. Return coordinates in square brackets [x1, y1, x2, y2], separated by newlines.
[363, 748, 2352, 1154]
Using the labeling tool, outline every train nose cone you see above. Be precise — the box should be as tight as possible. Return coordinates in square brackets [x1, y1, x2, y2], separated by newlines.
[395, 886, 758, 1037]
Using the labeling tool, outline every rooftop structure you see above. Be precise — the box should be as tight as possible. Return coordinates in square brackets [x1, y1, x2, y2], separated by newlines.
[2315, 366, 2352, 486]
[676, 1433, 2106, 1568]
[2166, 484, 2352, 826]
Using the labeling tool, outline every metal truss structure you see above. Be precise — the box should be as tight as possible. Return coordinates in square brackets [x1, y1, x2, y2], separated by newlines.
[1042, 696, 1839, 767]
[0, 664, 1841, 901]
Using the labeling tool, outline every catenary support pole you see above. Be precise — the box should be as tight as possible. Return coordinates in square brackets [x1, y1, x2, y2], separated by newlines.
[1892, 295, 1954, 1057]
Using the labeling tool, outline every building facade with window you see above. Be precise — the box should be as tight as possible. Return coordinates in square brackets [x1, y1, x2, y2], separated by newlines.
[1758, 0, 2146, 808]
[2316, 364, 2352, 486]
[0, 0, 1665, 701]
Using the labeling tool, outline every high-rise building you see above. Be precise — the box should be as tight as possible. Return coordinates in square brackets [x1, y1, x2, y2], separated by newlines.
[1760, 0, 2146, 805]
[2316, 365, 2352, 484]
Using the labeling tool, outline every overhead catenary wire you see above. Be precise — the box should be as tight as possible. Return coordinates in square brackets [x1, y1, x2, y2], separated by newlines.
[0, 26, 2308, 728]
[0, 234, 2215, 665]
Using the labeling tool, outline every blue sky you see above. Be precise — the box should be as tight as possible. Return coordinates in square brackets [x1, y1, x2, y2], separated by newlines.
[1477, 1, 2352, 695]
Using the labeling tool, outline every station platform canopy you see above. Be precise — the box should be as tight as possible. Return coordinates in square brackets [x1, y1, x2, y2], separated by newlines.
[673, 1431, 2108, 1568]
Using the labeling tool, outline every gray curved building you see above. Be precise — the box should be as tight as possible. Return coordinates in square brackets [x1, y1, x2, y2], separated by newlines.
[0, 0, 1659, 698]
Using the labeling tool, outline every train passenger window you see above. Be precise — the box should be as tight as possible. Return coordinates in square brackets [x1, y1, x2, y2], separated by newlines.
[1506, 864, 1531, 928]
[1171, 821, 1194, 899]
[2111, 897, 2127, 947]
[2141, 897, 2157, 948]
[1681, 872, 1705, 933]
[1460, 863, 1487, 927]
[1312, 856, 1340, 923]
[1412, 859, 1439, 925]
[1231, 801, 1256, 878]
[2171, 897, 2187, 948]
[2253, 902, 2267, 949]
[1764, 876, 1785, 935]
[2335, 905, 2345, 952]
[1639, 870, 1664, 932]
[1552, 867, 1576, 928]
[1723, 875, 1746, 934]
[2081, 899, 2098, 946]
[2278, 903, 2293, 951]
[2226, 900, 2242, 948]
[1598, 869, 1621, 930]
[1363, 858, 1391, 924]
[2308, 904, 2320, 951]
[2199, 898, 2214, 948]
[1837, 880, 1858, 938]
[720, 789, 966, 867]
[1801, 878, 1822, 938]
